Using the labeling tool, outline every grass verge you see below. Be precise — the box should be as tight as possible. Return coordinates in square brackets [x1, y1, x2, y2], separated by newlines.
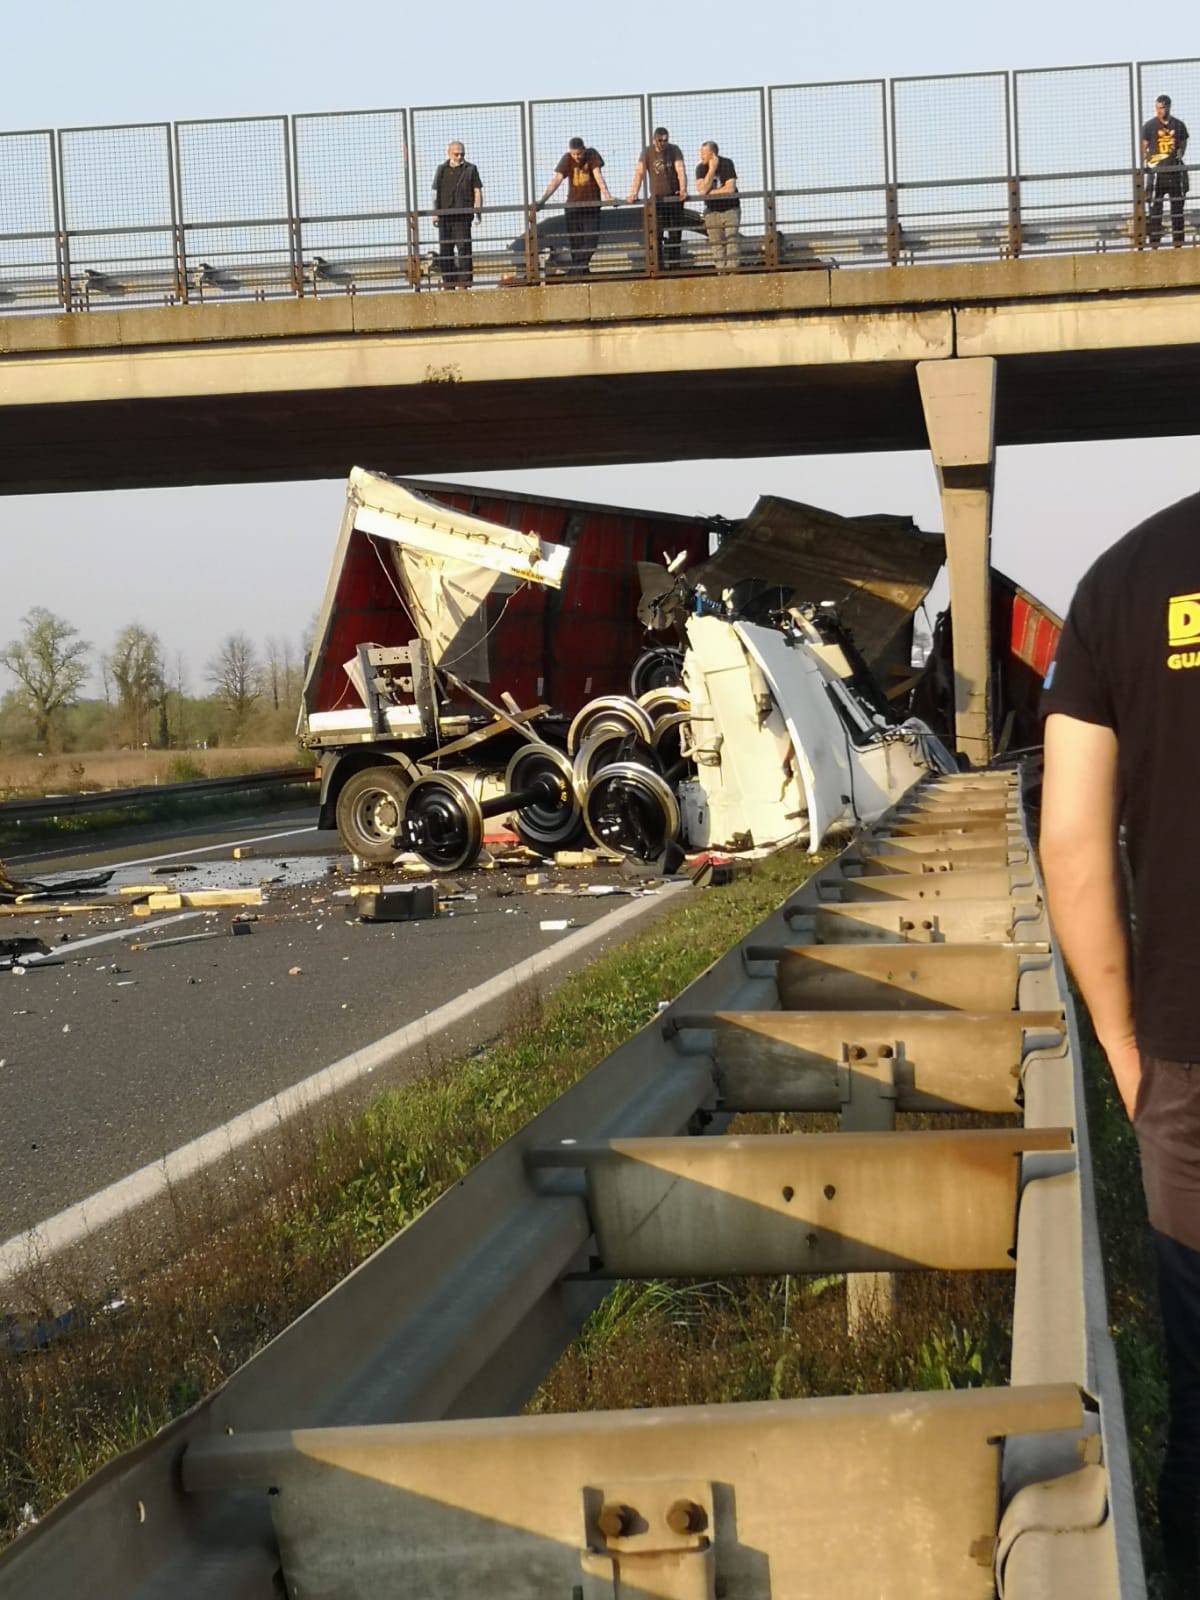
[0, 845, 825, 1547]
[1077, 1006, 1168, 1590]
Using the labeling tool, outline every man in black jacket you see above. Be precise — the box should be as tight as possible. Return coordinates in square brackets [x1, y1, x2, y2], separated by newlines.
[432, 142, 483, 289]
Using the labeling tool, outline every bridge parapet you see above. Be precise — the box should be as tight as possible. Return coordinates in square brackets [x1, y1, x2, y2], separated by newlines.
[2, 56, 1198, 316]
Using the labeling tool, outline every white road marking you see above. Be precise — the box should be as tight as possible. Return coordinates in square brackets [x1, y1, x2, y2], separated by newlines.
[0, 886, 682, 1282]
[10, 823, 320, 873]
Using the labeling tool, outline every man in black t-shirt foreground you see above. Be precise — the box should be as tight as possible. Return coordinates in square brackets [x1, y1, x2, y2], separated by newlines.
[627, 127, 688, 270]
[695, 140, 739, 271]
[538, 137, 614, 277]
[1142, 94, 1190, 249]
[1041, 489, 1200, 1596]
[431, 142, 483, 289]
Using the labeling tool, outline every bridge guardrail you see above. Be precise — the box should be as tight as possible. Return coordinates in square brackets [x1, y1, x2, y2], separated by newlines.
[2, 54, 1198, 314]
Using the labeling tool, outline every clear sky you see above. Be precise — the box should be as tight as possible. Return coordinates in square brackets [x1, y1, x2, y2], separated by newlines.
[2, 0, 1195, 694]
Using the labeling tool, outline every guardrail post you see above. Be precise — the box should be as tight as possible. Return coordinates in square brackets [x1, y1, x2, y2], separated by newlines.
[1007, 177, 1022, 259]
[173, 224, 189, 304]
[289, 214, 304, 298]
[406, 207, 422, 291]
[885, 183, 900, 266]
[763, 191, 780, 273]
[645, 197, 660, 278]
[841, 1050, 898, 1333]
[524, 204, 540, 287]
[1131, 168, 1146, 250]
[55, 231, 70, 312]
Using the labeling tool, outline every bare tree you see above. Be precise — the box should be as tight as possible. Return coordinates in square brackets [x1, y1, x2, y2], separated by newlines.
[108, 624, 166, 748]
[172, 652, 190, 747]
[208, 632, 260, 738]
[0, 607, 90, 748]
[281, 637, 303, 708]
[262, 636, 282, 711]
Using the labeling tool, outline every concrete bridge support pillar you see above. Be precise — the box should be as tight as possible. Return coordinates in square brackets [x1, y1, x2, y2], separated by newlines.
[917, 357, 998, 767]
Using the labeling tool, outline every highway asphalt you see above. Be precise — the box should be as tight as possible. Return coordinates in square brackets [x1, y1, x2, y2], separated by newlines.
[0, 805, 671, 1240]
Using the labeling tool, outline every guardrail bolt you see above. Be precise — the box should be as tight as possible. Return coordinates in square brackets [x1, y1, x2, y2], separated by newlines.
[666, 1499, 708, 1535]
[598, 1502, 638, 1539]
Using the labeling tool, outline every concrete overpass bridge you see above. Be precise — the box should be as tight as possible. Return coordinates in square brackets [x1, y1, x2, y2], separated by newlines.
[4, 54, 1200, 760]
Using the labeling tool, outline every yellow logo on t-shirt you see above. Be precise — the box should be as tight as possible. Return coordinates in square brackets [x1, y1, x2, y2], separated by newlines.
[1168, 592, 1200, 645]
[1167, 592, 1200, 669]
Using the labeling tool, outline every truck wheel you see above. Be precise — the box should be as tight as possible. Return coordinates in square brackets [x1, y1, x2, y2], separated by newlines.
[335, 766, 412, 862]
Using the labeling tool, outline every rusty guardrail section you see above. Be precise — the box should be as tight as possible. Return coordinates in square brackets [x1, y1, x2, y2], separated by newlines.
[0, 767, 1144, 1598]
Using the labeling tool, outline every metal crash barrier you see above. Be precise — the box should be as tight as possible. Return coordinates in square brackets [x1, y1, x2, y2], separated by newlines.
[0, 766, 1144, 1597]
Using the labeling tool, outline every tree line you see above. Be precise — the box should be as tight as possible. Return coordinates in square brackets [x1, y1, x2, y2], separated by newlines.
[0, 607, 312, 754]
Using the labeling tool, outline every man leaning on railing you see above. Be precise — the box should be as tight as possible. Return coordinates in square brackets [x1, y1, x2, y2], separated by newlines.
[1142, 94, 1189, 249]
[432, 141, 483, 290]
[538, 137, 614, 279]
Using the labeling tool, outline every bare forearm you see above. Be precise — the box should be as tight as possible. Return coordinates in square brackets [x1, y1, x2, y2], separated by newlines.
[1042, 828, 1139, 1107]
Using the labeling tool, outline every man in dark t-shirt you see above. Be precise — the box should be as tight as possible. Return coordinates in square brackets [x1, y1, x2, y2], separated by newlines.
[695, 140, 739, 272]
[1041, 489, 1200, 1594]
[538, 137, 614, 277]
[1142, 94, 1190, 249]
[626, 127, 688, 270]
[431, 142, 483, 289]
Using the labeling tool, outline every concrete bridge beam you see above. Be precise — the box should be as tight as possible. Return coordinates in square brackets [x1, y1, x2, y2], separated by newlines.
[917, 357, 998, 767]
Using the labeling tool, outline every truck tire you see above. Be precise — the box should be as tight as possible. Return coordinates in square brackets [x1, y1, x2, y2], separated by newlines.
[335, 766, 412, 862]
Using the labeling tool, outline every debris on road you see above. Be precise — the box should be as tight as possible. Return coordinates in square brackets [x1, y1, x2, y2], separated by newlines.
[144, 888, 264, 911]
[130, 925, 254, 953]
[356, 885, 437, 923]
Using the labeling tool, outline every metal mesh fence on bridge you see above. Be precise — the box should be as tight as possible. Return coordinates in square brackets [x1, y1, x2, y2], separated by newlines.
[1, 54, 1198, 312]
[891, 72, 1011, 262]
[0, 131, 60, 311]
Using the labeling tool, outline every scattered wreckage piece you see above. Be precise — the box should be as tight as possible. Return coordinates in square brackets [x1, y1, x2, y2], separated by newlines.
[0, 901, 126, 916]
[130, 925, 254, 953]
[144, 889, 265, 911]
[356, 885, 437, 923]
[0, 863, 117, 905]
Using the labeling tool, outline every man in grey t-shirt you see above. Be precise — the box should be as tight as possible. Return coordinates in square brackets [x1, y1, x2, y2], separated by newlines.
[627, 127, 688, 270]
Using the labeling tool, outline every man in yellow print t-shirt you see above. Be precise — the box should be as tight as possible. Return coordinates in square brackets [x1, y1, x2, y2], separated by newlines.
[1142, 94, 1190, 248]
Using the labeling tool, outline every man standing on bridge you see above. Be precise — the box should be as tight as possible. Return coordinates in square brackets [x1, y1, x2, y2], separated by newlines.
[627, 128, 688, 271]
[432, 142, 483, 290]
[1041, 488, 1200, 1596]
[695, 140, 740, 272]
[538, 138, 614, 278]
[1142, 94, 1189, 249]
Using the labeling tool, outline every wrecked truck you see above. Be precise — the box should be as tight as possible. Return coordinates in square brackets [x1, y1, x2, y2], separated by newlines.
[299, 469, 977, 871]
